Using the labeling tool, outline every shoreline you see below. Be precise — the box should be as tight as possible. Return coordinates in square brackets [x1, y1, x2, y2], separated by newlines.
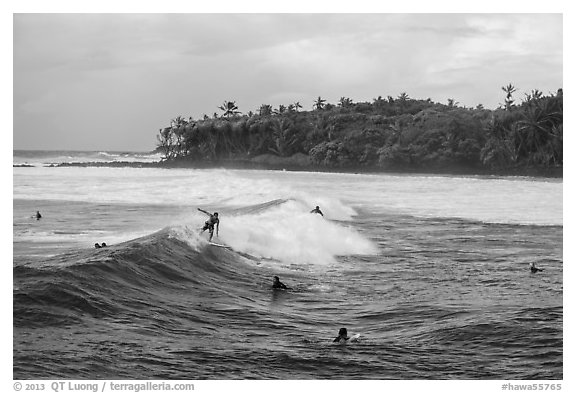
[14, 158, 563, 179]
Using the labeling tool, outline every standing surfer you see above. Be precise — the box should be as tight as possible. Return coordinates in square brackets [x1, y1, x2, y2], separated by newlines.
[198, 208, 219, 242]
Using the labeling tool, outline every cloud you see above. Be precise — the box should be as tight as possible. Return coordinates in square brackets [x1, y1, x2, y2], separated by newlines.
[13, 13, 562, 150]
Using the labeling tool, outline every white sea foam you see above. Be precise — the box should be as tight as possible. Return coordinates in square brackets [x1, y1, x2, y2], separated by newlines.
[168, 225, 206, 252]
[168, 200, 375, 265]
[12, 168, 357, 222]
[13, 150, 162, 166]
[13, 167, 563, 226]
[216, 199, 377, 265]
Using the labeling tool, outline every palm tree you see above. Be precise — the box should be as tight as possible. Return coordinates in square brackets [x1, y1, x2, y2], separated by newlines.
[293, 101, 302, 112]
[389, 120, 404, 145]
[396, 92, 410, 111]
[339, 97, 353, 108]
[447, 98, 459, 108]
[311, 115, 334, 141]
[397, 92, 410, 102]
[313, 96, 326, 110]
[501, 84, 516, 111]
[218, 100, 241, 118]
[269, 118, 298, 157]
[523, 89, 543, 106]
[480, 117, 517, 167]
[274, 104, 287, 115]
[515, 98, 562, 164]
[258, 104, 273, 116]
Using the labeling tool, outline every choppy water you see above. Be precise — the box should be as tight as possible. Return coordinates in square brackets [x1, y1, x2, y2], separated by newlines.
[13, 154, 563, 379]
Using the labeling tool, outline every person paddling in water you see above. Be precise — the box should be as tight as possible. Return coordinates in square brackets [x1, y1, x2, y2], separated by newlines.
[333, 328, 349, 343]
[272, 276, 289, 290]
[198, 208, 219, 242]
[530, 262, 543, 273]
[310, 205, 323, 216]
[333, 327, 360, 343]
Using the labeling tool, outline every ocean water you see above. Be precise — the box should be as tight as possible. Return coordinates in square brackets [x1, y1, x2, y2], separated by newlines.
[13, 151, 563, 379]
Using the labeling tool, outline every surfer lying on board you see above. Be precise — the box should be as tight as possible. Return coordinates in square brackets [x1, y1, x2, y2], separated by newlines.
[272, 276, 289, 290]
[198, 208, 219, 242]
[310, 206, 324, 216]
[530, 262, 543, 273]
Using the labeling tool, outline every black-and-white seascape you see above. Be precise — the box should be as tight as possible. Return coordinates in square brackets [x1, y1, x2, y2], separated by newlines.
[13, 12, 563, 384]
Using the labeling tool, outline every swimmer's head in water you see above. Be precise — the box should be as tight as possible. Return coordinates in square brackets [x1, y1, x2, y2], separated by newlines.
[338, 328, 348, 337]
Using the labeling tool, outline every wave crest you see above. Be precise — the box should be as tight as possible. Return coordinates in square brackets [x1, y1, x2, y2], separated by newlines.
[216, 199, 377, 265]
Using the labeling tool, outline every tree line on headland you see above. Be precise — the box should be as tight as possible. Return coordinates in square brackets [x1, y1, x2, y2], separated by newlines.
[155, 85, 563, 176]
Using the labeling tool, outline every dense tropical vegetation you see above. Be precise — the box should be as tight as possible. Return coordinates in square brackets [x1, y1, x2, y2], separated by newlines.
[155, 86, 563, 175]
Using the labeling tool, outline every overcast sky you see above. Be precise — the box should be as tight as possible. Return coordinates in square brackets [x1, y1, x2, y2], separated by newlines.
[13, 13, 563, 151]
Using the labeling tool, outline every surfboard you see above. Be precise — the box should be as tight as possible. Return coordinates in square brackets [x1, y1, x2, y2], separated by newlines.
[209, 242, 231, 249]
[208, 242, 260, 261]
[349, 334, 361, 342]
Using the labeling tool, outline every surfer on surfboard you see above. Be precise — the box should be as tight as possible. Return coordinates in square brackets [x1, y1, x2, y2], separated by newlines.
[198, 208, 219, 242]
[333, 328, 349, 342]
[310, 205, 324, 216]
[272, 276, 289, 290]
[530, 262, 543, 273]
[333, 327, 360, 343]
